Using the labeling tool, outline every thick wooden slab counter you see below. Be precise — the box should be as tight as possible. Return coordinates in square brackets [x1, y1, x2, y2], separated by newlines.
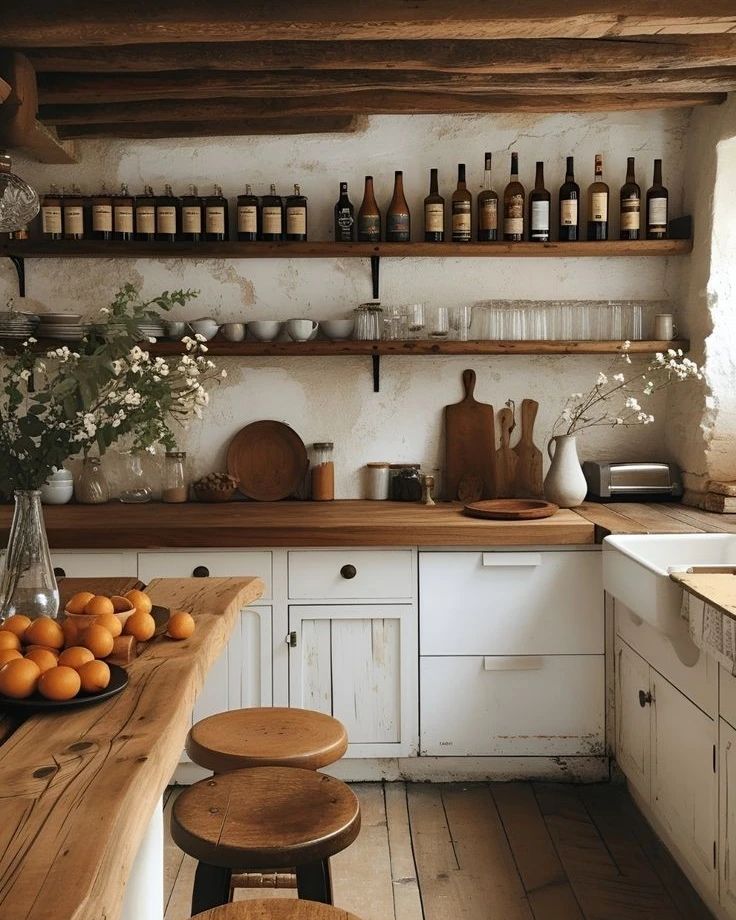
[670, 571, 736, 622]
[0, 575, 264, 920]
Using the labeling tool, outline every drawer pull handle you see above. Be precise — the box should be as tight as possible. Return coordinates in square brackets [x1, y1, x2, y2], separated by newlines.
[340, 564, 357, 580]
[192, 565, 210, 578]
[482, 553, 542, 567]
[483, 656, 544, 671]
[639, 689, 653, 707]
[286, 631, 297, 648]
[53, 566, 66, 578]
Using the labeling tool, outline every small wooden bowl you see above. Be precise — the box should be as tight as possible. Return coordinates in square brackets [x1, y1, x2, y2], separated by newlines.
[193, 486, 237, 503]
[63, 600, 136, 630]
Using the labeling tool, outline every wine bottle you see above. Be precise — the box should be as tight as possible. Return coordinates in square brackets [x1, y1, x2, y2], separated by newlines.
[156, 183, 179, 242]
[334, 181, 355, 242]
[424, 168, 444, 242]
[285, 183, 308, 241]
[587, 154, 609, 241]
[180, 184, 203, 243]
[451, 164, 472, 243]
[260, 183, 283, 241]
[620, 157, 641, 241]
[40, 185, 62, 241]
[477, 152, 498, 242]
[204, 183, 228, 241]
[529, 161, 550, 243]
[237, 184, 258, 241]
[646, 159, 668, 240]
[503, 152, 525, 242]
[63, 184, 85, 241]
[135, 185, 156, 242]
[386, 171, 411, 242]
[357, 175, 381, 242]
[558, 156, 580, 242]
[113, 183, 134, 241]
[90, 183, 113, 241]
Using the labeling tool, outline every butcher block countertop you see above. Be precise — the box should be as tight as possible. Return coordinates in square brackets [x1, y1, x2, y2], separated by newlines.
[669, 571, 736, 622]
[0, 575, 264, 920]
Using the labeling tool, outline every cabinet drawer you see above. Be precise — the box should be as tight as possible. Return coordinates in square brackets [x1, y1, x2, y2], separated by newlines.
[288, 550, 413, 600]
[421, 654, 604, 756]
[50, 551, 137, 579]
[420, 551, 602, 655]
[137, 551, 272, 599]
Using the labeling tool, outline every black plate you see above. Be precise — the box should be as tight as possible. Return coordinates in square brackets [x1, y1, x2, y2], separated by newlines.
[0, 663, 128, 714]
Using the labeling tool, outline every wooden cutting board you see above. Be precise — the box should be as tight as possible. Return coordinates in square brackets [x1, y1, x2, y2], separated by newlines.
[495, 406, 517, 498]
[227, 420, 308, 501]
[463, 498, 558, 520]
[513, 398, 544, 498]
[444, 369, 496, 501]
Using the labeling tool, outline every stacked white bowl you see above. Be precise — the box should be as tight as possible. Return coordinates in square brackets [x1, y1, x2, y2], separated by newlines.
[40, 468, 74, 505]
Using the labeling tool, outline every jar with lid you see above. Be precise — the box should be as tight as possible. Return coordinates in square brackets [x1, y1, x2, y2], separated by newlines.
[390, 463, 422, 501]
[354, 303, 383, 340]
[365, 462, 390, 500]
[75, 457, 110, 504]
[162, 451, 188, 503]
[311, 442, 334, 501]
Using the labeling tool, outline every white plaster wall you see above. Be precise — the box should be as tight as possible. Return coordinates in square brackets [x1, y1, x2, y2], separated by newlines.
[1, 112, 690, 497]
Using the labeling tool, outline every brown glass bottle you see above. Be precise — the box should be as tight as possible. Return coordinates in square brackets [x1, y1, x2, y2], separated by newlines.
[503, 153, 525, 242]
[477, 153, 498, 242]
[334, 181, 355, 242]
[204, 183, 228, 241]
[63, 184, 85, 240]
[114, 183, 135, 241]
[156, 183, 179, 242]
[40, 185, 63, 241]
[646, 159, 668, 240]
[135, 185, 156, 241]
[357, 175, 381, 242]
[587, 154, 609, 241]
[180, 184, 203, 242]
[285, 184, 308, 241]
[237, 184, 258, 241]
[558, 157, 580, 242]
[260, 184, 283, 241]
[424, 168, 444, 242]
[386, 171, 411, 242]
[620, 157, 641, 241]
[90, 184, 113, 241]
[451, 164, 472, 243]
[528, 161, 550, 243]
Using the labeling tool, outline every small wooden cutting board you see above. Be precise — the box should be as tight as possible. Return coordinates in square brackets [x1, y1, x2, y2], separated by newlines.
[513, 398, 544, 498]
[444, 369, 496, 501]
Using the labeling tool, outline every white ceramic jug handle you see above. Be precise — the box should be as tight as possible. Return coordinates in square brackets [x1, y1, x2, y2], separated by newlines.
[547, 439, 556, 461]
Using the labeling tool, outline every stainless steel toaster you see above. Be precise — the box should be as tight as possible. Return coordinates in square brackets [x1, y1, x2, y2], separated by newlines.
[582, 461, 683, 501]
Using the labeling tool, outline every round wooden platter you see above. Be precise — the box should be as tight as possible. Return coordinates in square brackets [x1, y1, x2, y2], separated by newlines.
[227, 420, 308, 502]
[463, 498, 559, 520]
[0, 663, 128, 714]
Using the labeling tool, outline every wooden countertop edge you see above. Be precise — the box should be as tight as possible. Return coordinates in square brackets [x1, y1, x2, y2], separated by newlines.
[670, 571, 736, 623]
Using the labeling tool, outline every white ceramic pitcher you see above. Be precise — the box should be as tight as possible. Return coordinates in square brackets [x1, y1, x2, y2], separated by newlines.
[544, 434, 588, 508]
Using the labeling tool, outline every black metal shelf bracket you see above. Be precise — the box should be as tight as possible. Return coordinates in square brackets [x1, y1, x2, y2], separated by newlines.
[370, 255, 380, 300]
[8, 256, 26, 297]
[372, 353, 380, 392]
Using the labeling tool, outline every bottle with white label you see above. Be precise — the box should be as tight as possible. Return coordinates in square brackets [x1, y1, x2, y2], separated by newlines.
[451, 164, 472, 243]
[646, 159, 668, 240]
[156, 184, 179, 242]
[587, 154, 609, 241]
[424, 168, 444, 242]
[90, 184, 113, 241]
[619, 157, 641, 241]
[477, 153, 498, 242]
[260, 184, 283, 241]
[237, 184, 258, 241]
[503, 152, 525, 242]
[135, 185, 156, 242]
[114, 183, 135, 241]
[204, 183, 228, 241]
[528, 161, 550, 243]
[41, 185, 63, 241]
[285, 184, 308, 241]
[63, 184, 86, 241]
[180, 184, 203, 243]
[558, 157, 580, 242]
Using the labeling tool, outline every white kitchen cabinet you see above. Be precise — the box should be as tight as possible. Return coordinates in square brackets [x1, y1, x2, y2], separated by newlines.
[288, 603, 417, 758]
[721, 720, 736, 914]
[614, 637, 651, 799]
[50, 551, 138, 579]
[137, 551, 272, 599]
[288, 550, 413, 601]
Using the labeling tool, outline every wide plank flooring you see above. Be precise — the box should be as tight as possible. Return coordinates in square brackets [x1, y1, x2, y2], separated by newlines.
[163, 782, 713, 920]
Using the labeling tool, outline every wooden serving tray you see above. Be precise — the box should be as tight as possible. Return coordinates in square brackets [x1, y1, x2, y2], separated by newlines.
[463, 499, 559, 520]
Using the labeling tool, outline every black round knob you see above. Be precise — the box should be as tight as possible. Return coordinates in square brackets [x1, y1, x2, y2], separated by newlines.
[192, 565, 210, 578]
[638, 689, 652, 707]
[340, 564, 357, 580]
[53, 566, 66, 578]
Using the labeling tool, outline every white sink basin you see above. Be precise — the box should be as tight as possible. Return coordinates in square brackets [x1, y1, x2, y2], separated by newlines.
[603, 533, 736, 636]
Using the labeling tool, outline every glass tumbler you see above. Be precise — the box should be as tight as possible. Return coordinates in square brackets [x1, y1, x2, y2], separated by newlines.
[407, 303, 426, 338]
[429, 306, 450, 338]
[453, 305, 472, 341]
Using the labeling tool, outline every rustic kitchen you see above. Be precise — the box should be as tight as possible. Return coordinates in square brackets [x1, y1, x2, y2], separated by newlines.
[1, 6, 736, 920]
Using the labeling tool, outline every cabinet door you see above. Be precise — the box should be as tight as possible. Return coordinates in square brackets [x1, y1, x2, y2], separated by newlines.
[289, 604, 417, 758]
[720, 720, 736, 914]
[652, 672, 717, 892]
[614, 637, 652, 800]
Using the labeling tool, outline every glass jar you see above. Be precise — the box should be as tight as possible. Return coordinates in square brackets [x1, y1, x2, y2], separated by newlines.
[162, 451, 188, 503]
[354, 303, 383, 341]
[310, 442, 334, 501]
[75, 457, 110, 504]
[365, 462, 390, 500]
[120, 450, 154, 504]
[391, 464, 422, 502]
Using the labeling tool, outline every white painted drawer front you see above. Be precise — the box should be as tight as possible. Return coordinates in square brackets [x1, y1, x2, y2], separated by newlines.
[50, 551, 138, 579]
[420, 654, 604, 756]
[137, 551, 272, 599]
[288, 550, 413, 600]
[420, 551, 602, 655]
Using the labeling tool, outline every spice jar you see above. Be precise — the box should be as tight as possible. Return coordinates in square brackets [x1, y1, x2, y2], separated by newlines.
[311, 442, 334, 501]
[162, 451, 188, 503]
[391, 464, 422, 502]
[365, 462, 390, 500]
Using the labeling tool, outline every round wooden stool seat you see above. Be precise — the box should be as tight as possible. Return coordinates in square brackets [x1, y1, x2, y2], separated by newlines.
[191, 900, 362, 919]
[186, 707, 348, 773]
[172, 767, 361, 870]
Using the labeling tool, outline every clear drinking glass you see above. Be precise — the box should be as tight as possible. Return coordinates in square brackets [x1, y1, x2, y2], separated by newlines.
[429, 306, 450, 338]
[407, 303, 425, 338]
[453, 306, 472, 341]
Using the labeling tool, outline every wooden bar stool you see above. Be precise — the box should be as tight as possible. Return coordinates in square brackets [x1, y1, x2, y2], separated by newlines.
[186, 708, 348, 773]
[191, 901, 362, 919]
[172, 767, 361, 915]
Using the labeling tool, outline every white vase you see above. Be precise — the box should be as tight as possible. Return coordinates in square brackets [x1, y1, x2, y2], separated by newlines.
[544, 435, 588, 508]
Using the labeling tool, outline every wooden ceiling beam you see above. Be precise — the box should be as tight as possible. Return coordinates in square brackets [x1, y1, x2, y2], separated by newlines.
[3, 1, 736, 45]
[56, 116, 362, 139]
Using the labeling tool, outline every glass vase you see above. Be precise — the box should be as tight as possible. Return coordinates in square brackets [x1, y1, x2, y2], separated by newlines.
[120, 450, 153, 504]
[0, 490, 59, 622]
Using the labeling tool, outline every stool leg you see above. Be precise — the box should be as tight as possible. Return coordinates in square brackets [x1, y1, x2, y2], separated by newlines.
[191, 862, 232, 915]
[296, 859, 332, 904]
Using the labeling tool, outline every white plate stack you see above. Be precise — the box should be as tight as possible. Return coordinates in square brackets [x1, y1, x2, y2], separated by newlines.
[37, 313, 85, 341]
[137, 321, 166, 341]
[0, 311, 39, 340]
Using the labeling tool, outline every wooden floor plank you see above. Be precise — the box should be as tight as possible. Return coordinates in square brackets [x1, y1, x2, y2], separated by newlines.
[385, 783, 424, 920]
[491, 782, 585, 920]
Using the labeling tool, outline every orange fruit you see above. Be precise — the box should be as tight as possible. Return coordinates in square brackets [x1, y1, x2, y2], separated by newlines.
[167, 611, 195, 640]
[38, 666, 81, 701]
[0, 648, 21, 667]
[24, 617, 64, 650]
[25, 644, 59, 658]
[94, 612, 122, 638]
[24, 647, 58, 674]
[65, 592, 95, 615]
[110, 595, 133, 613]
[58, 646, 95, 670]
[2, 615, 31, 638]
[78, 660, 111, 693]
[0, 658, 41, 699]
[62, 618, 80, 648]
[83, 595, 115, 618]
[123, 611, 156, 642]
[0, 630, 21, 652]
[80, 624, 114, 659]
[125, 589, 152, 616]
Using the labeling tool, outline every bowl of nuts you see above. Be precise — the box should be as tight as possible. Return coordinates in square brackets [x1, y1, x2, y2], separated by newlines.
[193, 472, 240, 502]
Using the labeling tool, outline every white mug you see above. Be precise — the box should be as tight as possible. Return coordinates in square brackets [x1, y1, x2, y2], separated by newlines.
[287, 318, 318, 342]
[222, 322, 246, 342]
[654, 313, 676, 340]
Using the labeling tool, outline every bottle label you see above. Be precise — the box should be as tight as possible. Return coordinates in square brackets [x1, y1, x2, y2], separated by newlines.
[648, 198, 668, 231]
[358, 214, 381, 241]
[336, 208, 354, 231]
[63, 206, 84, 235]
[182, 206, 202, 234]
[205, 206, 225, 235]
[238, 205, 257, 234]
[114, 205, 134, 234]
[387, 212, 410, 235]
[451, 201, 471, 240]
[621, 197, 640, 230]
[92, 204, 112, 232]
[262, 206, 282, 234]
[591, 192, 608, 223]
[136, 205, 155, 234]
[560, 199, 578, 226]
[504, 194, 524, 236]
[479, 199, 498, 231]
[42, 206, 62, 234]
[531, 200, 550, 232]
[157, 205, 177, 234]
[425, 202, 444, 233]
[286, 206, 306, 235]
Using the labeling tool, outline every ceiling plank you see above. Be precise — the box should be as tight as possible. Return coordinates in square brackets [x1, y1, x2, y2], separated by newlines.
[3, 1, 736, 45]
[56, 116, 362, 139]
[24, 36, 736, 75]
[36, 67, 736, 104]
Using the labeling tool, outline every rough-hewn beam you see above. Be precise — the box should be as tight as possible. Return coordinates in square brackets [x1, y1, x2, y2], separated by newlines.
[36, 67, 736, 105]
[56, 115, 361, 139]
[4, 1, 736, 45]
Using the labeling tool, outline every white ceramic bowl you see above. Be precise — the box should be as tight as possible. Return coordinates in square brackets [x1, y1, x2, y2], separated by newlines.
[40, 481, 74, 504]
[46, 468, 73, 483]
[321, 318, 355, 340]
[248, 320, 283, 342]
[222, 322, 246, 342]
[287, 318, 319, 342]
[189, 318, 220, 341]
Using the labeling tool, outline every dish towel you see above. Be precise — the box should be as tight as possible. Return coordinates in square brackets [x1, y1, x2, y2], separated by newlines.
[682, 591, 736, 672]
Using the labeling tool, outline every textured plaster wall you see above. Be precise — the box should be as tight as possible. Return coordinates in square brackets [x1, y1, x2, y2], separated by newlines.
[0, 112, 691, 497]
